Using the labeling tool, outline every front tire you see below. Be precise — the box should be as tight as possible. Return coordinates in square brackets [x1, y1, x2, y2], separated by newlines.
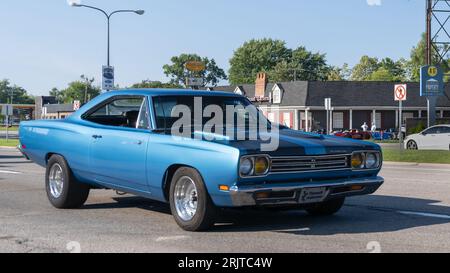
[407, 140, 418, 150]
[305, 197, 345, 216]
[45, 155, 90, 209]
[169, 167, 216, 231]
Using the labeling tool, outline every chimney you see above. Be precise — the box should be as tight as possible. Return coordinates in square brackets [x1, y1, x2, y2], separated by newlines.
[255, 72, 267, 98]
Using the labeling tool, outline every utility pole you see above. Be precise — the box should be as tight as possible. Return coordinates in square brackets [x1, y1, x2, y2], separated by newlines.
[426, 0, 436, 127]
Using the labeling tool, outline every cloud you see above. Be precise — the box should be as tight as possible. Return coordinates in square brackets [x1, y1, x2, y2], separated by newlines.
[367, 0, 382, 6]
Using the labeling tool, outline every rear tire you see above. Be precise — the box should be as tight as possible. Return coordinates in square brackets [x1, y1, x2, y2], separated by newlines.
[305, 197, 345, 216]
[169, 167, 216, 231]
[45, 155, 90, 209]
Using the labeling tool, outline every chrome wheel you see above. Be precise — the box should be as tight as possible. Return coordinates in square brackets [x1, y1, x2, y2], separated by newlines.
[174, 176, 198, 221]
[407, 140, 418, 150]
[49, 163, 64, 198]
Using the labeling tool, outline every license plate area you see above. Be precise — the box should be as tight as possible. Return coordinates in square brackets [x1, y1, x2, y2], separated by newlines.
[298, 187, 329, 204]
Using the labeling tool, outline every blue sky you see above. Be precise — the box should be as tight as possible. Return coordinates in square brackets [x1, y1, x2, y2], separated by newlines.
[0, 0, 424, 96]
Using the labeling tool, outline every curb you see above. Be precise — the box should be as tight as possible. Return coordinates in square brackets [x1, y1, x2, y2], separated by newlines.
[384, 161, 450, 168]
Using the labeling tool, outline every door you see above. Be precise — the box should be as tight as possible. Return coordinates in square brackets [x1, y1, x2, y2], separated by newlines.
[419, 126, 440, 150]
[435, 126, 450, 150]
[86, 96, 151, 192]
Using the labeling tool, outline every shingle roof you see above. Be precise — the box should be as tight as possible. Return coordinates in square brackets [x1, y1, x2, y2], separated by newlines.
[306, 81, 450, 107]
[212, 81, 450, 108]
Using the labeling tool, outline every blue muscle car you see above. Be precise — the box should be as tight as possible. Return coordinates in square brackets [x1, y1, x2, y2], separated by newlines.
[18, 89, 384, 231]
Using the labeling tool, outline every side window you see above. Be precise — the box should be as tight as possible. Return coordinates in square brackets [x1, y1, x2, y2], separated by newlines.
[137, 98, 150, 129]
[84, 96, 144, 128]
[423, 127, 438, 135]
[435, 126, 447, 134]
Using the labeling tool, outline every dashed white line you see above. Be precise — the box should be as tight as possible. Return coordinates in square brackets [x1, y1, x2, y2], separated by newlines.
[398, 211, 450, 219]
[155, 235, 190, 242]
[0, 170, 21, 174]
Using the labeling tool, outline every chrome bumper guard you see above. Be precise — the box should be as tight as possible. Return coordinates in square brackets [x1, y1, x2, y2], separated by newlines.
[16, 144, 30, 160]
[229, 176, 384, 207]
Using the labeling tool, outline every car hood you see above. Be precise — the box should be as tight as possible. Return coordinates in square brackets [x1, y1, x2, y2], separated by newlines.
[196, 129, 380, 156]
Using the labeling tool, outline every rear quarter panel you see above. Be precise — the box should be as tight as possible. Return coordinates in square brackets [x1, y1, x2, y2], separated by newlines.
[19, 119, 94, 184]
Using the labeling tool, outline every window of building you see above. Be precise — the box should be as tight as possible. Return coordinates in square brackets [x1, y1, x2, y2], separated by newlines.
[375, 113, 381, 129]
[333, 112, 344, 129]
[403, 112, 414, 123]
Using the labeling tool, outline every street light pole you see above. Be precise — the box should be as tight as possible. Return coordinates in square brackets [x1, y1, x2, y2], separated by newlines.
[70, 3, 145, 85]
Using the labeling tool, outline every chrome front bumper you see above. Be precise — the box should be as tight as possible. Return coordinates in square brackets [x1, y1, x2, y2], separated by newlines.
[229, 176, 384, 207]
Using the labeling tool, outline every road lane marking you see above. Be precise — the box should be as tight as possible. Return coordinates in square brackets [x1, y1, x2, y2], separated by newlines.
[155, 235, 190, 242]
[0, 170, 21, 174]
[397, 211, 450, 219]
[347, 204, 450, 220]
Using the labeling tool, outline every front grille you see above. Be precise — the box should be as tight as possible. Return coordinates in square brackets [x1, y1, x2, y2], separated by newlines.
[270, 154, 350, 173]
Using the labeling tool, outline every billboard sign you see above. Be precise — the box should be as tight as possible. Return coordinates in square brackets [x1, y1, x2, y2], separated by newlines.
[420, 65, 444, 97]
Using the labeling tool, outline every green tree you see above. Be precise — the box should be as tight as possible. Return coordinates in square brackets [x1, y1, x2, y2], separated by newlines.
[365, 58, 407, 81]
[49, 87, 63, 103]
[53, 76, 101, 104]
[131, 80, 182, 89]
[229, 39, 330, 84]
[327, 63, 351, 81]
[0, 79, 34, 104]
[350, 56, 380, 81]
[408, 33, 450, 81]
[229, 39, 292, 84]
[163, 54, 227, 87]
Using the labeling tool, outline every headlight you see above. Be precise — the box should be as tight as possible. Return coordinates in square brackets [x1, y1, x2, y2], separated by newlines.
[239, 158, 253, 176]
[239, 155, 270, 177]
[351, 153, 364, 169]
[254, 156, 269, 175]
[365, 152, 379, 169]
[351, 151, 381, 170]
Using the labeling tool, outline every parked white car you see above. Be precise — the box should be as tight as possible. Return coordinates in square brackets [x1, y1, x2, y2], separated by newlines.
[405, 124, 450, 151]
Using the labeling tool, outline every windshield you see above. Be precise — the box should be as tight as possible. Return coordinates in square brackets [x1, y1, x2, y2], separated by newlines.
[152, 95, 269, 133]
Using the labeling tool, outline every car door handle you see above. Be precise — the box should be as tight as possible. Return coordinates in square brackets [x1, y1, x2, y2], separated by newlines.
[92, 135, 103, 139]
[134, 140, 143, 145]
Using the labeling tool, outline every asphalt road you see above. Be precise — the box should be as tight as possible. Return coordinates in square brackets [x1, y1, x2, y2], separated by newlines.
[1, 147, 450, 253]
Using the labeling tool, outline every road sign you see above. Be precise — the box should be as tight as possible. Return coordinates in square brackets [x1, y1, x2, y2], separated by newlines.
[394, 84, 407, 101]
[185, 61, 206, 72]
[420, 65, 444, 97]
[73, 100, 81, 111]
[186, 77, 204, 87]
[1, 104, 13, 116]
[102, 66, 115, 90]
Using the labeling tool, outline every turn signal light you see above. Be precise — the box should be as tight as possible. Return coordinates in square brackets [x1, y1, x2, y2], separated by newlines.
[219, 185, 229, 191]
[350, 185, 364, 191]
[255, 192, 271, 199]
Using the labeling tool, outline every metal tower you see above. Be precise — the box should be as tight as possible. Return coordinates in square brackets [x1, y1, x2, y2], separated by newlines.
[426, 0, 450, 67]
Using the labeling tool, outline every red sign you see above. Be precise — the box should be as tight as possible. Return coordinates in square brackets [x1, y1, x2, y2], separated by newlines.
[394, 84, 407, 101]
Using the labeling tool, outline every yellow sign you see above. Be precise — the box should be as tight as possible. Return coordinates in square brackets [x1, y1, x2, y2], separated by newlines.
[428, 66, 438, 77]
[185, 61, 205, 72]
